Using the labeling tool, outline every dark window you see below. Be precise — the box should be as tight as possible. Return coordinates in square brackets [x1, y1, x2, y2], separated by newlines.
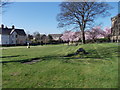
[16, 35, 17, 38]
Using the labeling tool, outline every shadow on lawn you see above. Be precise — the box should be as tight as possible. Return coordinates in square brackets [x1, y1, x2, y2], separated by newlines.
[1, 57, 43, 64]
[64, 49, 104, 59]
[0, 55, 26, 58]
[1, 46, 117, 64]
[1, 53, 110, 64]
[1, 55, 62, 64]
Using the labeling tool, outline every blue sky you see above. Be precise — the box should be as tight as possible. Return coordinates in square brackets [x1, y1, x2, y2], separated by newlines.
[2, 2, 118, 34]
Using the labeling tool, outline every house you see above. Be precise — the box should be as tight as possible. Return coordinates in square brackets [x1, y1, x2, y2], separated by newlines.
[32, 34, 63, 44]
[111, 14, 120, 42]
[0, 24, 27, 45]
[40, 34, 49, 43]
[48, 34, 63, 41]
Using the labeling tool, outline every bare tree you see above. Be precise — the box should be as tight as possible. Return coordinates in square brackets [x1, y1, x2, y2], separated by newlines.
[0, 0, 11, 14]
[33, 32, 41, 42]
[0, 0, 10, 8]
[57, 1, 112, 44]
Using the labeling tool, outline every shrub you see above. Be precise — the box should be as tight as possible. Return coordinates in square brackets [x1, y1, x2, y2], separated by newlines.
[85, 39, 94, 43]
[85, 38, 111, 43]
[96, 38, 111, 43]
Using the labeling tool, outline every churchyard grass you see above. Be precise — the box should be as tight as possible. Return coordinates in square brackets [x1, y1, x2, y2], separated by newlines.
[2, 43, 119, 88]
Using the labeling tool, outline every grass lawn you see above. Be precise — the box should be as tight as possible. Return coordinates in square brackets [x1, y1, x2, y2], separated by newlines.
[1, 43, 119, 88]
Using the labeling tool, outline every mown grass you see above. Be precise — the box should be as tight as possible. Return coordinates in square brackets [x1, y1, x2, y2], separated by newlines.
[1, 43, 119, 88]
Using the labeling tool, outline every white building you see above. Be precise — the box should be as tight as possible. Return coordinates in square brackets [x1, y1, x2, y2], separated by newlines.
[0, 24, 27, 45]
[48, 34, 63, 41]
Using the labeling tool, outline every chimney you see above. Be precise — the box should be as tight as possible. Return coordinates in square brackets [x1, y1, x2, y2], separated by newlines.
[1, 24, 4, 29]
[12, 25, 15, 29]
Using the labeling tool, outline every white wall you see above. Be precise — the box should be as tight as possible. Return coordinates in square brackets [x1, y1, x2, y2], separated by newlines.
[17, 35, 27, 45]
[10, 31, 17, 44]
[53, 37, 60, 41]
[1, 34, 10, 45]
[0, 31, 27, 45]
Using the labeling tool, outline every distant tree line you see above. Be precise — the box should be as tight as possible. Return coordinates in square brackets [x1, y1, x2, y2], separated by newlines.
[27, 32, 63, 46]
[60, 26, 111, 45]
[27, 26, 111, 46]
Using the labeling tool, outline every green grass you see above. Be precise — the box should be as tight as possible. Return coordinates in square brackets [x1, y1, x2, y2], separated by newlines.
[1, 43, 119, 88]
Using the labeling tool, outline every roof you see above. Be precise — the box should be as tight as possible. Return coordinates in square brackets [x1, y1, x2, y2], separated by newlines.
[0, 28, 26, 36]
[14, 29, 26, 36]
[48, 34, 63, 38]
[0, 28, 11, 35]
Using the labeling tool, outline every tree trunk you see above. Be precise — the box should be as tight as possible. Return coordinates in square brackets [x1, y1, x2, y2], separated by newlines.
[80, 26, 86, 44]
[82, 30, 86, 44]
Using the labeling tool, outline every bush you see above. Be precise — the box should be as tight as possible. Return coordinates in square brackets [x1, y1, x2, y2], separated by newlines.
[96, 38, 111, 43]
[85, 38, 111, 43]
[85, 39, 94, 43]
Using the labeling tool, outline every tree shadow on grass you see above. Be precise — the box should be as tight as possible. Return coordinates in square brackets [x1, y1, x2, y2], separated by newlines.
[0, 55, 26, 58]
[1, 46, 117, 64]
[63, 47, 114, 62]
[0, 54, 111, 64]
[1, 55, 61, 64]
[1, 57, 43, 64]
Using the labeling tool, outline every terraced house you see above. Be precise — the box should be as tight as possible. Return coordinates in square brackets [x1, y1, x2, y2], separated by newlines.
[0, 24, 27, 45]
[111, 14, 120, 42]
